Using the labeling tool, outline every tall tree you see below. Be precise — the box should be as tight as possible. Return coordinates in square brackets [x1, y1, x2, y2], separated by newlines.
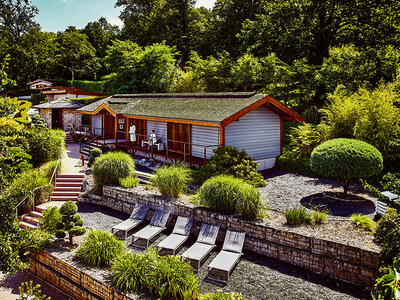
[0, 0, 39, 40]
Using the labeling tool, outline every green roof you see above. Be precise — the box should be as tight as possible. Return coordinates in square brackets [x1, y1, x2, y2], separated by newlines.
[77, 92, 268, 124]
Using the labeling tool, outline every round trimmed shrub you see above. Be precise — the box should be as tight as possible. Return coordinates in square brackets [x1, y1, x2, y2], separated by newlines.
[88, 148, 102, 167]
[75, 229, 124, 268]
[151, 165, 190, 198]
[59, 201, 78, 216]
[196, 175, 263, 219]
[92, 152, 135, 189]
[310, 138, 383, 195]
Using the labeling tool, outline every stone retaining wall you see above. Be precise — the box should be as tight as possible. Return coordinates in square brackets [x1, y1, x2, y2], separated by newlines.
[29, 251, 132, 300]
[81, 185, 380, 287]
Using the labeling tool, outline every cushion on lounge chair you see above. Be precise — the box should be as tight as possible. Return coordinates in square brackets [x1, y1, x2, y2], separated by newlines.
[222, 231, 246, 253]
[150, 208, 170, 227]
[134, 225, 165, 240]
[172, 217, 193, 236]
[196, 224, 220, 245]
[157, 233, 188, 250]
[181, 243, 214, 261]
[130, 204, 149, 220]
[112, 218, 142, 231]
[208, 250, 241, 272]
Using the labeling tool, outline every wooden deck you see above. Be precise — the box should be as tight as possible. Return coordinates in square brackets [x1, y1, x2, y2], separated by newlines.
[115, 142, 207, 166]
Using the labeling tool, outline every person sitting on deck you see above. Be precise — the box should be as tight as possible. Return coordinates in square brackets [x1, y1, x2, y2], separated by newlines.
[147, 130, 157, 149]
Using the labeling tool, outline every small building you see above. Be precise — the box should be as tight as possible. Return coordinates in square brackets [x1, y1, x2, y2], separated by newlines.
[77, 92, 304, 170]
[27, 79, 53, 90]
[41, 87, 103, 101]
[33, 99, 83, 131]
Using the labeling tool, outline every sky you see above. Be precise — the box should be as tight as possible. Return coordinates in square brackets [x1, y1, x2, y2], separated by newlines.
[32, 0, 217, 33]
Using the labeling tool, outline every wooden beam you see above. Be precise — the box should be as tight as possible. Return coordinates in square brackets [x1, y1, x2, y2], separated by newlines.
[280, 118, 283, 155]
[114, 116, 118, 140]
[220, 126, 225, 146]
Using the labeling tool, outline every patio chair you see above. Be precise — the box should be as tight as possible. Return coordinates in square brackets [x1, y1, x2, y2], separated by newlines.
[111, 204, 149, 240]
[131, 208, 170, 249]
[207, 230, 246, 283]
[180, 223, 220, 271]
[157, 216, 193, 255]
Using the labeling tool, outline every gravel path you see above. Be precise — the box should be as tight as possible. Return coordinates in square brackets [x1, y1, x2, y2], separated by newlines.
[76, 202, 369, 300]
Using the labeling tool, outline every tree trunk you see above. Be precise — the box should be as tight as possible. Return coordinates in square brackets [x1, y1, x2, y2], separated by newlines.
[342, 177, 352, 198]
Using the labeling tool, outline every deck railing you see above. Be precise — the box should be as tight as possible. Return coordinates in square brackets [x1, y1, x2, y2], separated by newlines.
[115, 130, 219, 165]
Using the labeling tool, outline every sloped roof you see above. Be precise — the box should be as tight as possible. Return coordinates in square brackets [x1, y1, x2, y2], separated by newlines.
[27, 79, 53, 86]
[77, 92, 304, 124]
[33, 99, 84, 109]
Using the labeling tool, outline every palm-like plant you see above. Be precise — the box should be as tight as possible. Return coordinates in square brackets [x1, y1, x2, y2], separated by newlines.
[373, 267, 400, 300]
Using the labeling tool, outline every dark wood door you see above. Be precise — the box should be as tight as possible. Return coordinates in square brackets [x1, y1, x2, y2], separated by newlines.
[103, 113, 115, 139]
[167, 123, 190, 154]
[128, 119, 146, 145]
[52, 109, 62, 129]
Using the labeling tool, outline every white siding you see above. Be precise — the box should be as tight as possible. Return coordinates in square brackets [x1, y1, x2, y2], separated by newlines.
[225, 106, 281, 160]
[92, 115, 102, 135]
[146, 121, 167, 143]
[191, 125, 220, 159]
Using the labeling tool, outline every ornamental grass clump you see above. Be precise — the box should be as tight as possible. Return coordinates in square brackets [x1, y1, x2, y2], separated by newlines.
[92, 152, 135, 189]
[119, 176, 140, 188]
[75, 229, 125, 268]
[285, 207, 312, 225]
[111, 249, 200, 299]
[200, 291, 246, 300]
[151, 165, 190, 198]
[350, 214, 376, 231]
[196, 175, 263, 219]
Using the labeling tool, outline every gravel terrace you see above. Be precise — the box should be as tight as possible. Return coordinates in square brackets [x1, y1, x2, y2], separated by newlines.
[74, 202, 371, 300]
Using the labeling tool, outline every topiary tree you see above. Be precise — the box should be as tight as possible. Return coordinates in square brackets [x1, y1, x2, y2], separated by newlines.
[92, 151, 135, 189]
[87, 147, 102, 167]
[310, 138, 383, 196]
[55, 201, 86, 244]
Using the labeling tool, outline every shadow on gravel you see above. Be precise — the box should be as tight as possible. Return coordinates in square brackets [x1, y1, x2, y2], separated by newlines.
[301, 193, 376, 216]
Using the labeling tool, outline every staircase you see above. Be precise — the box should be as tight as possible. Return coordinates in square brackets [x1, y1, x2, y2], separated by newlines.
[19, 206, 46, 229]
[51, 173, 84, 201]
[66, 133, 74, 144]
[80, 140, 102, 157]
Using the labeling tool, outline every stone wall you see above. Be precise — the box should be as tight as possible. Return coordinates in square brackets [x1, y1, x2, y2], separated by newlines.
[62, 108, 81, 131]
[29, 251, 132, 300]
[40, 108, 51, 128]
[81, 185, 380, 287]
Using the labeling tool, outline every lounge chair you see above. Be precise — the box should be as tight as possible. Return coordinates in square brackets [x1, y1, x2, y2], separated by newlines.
[157, 216, 193, 255]
[180, 223, 220, 271]
[111, 204, 149, 240]
[131, 208, 170, 249]
[207, 230, 246, 283]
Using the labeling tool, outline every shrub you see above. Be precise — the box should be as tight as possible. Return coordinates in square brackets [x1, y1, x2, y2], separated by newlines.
[275, 152, 318, 176]
[285, 207, 312, 225]
[56, 201, 86, 244]
[18, 281, 50, 300]
[196, 175, 263, 219]
[88, 148, 102, 167]
[375, 208, 400, 266]
[151, 165, 190, 198]
[288, 123, 326, 158]
[15, 229, 52, 255]
[75, 229, 125, 268]
[92, 152, 135, 189]
[39, 207, 62, 234]
[40, 160, 61, 180]
[310, 138, 383, 196]
[195, 146, 265, 187]
[372, 266, 400, 300]
[380, 173, 400, 195]
[200, 291, 247, 300]
[350, 214, 376, 231]
[119, 176, 139, 188]
[111, 249, 200, 299]
[312, 206, 329, 224]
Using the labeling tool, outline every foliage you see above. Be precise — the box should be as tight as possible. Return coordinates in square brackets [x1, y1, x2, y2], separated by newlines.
[166, 68, 206, 93]
[30, 113, 47, 128]
[39, 160, 61, 180]
[67, 96, 107, 106]
[200, 291, 247, 300]
[231, 53, 261, 91]
[275, 153, 317, 177]
[0, 96, 19, 117]
[380, 173, 400, 195]
[196, 175, 263, 219]
[119, 176, 139, 189]
[372, 267, 400, 300]
[111, 249, 200, 299]
[195, 146, 265, 187]
[350, 214, 376, 231]
[92, 152, 135, 189]
[75, 229, 124, 268]
[287, 123, 326, 158]
[88, 147, 102, 167]
[311, 206, 329, 224]
[62, 80, 105, 93]
[56, 201, 85, 244]
[151, 165, 190, 198]
[0, 54, 14, 89]
[374, 208, 400, 266]
[39, 207, 62, 235]
[310, 139, 383, 195]
[285, 207, 312, 225]
[18, 281, 51, 300]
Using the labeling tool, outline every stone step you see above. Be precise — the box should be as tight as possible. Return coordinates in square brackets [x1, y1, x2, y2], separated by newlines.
[56, 182, 82, 187]
[52, 191, 80, 197]
[23, 215, 39, 226]
[56, 178, 84, 183]
[58, 173, 84, 178]
[20, 221, 36, 229]
[50, 196, 79, 201]
[54, 186, 81, 192]
[35, 206, 46, 212]
[29, 211, 43, 218]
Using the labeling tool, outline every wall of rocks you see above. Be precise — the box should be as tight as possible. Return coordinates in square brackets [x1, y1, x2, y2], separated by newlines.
[81, 185, 380, 287]
[62, 108, 81, 131]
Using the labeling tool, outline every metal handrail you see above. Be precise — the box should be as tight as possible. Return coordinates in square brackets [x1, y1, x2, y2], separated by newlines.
[14, 158, 61, 219]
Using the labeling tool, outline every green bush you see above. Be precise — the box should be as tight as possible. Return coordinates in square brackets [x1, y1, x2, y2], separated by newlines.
[40, 160, 61, 180]
[92, 152, 135, 189]
[18, 280, 50, 300]
[350, 214, 376, 231]
[56, 201, 86, 244]
[75, 229, 124, 268]
[311, 206, 329, 224]
[287, 123, 326, 158]
[275, 153, 318, 176]
[60, 80, 106, 93]
[196, 175, 263, 219]
[285, 207, 312, 225]
[39, 207, 62, 234]
[381, 173, 400, 195]
[111, 249, 200, 299]
[194, 146, 265, 187]
[88, 148, 102, 167]
[151, 165, 190, 198]
[310, 138, 383, 196]
[119, 176, 139, 188]
[372, 266, 400, 300]
[375, 208, 400, 266]
[200, 291, 247, 300]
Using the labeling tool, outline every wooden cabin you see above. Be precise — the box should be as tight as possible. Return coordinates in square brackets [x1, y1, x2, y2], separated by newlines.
[77, 93, 304, 170]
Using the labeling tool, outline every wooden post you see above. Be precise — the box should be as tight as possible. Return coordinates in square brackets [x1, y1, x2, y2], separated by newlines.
[219, 126, 225, 146]
[184, 144, 186, 162]
[280, 118, 283, 155]
[204, 147, 206, 165]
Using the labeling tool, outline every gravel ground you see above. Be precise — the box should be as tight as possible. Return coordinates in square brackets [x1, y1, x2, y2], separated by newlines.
[74, 203, 371, 300]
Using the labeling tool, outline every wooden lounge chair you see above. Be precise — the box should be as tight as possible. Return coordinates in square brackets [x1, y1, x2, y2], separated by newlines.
[131, 208, 170, 249]
[180, 223, 220, 271]
[207, 230, 246, 283]
[111, 204, 149, 240]
[157, 216, 193, 255]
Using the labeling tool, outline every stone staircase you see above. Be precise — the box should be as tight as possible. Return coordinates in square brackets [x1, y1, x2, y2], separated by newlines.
[19, 173, 85, 229]
[66, 132, 75, 144]
[80, 140, 100, 157]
